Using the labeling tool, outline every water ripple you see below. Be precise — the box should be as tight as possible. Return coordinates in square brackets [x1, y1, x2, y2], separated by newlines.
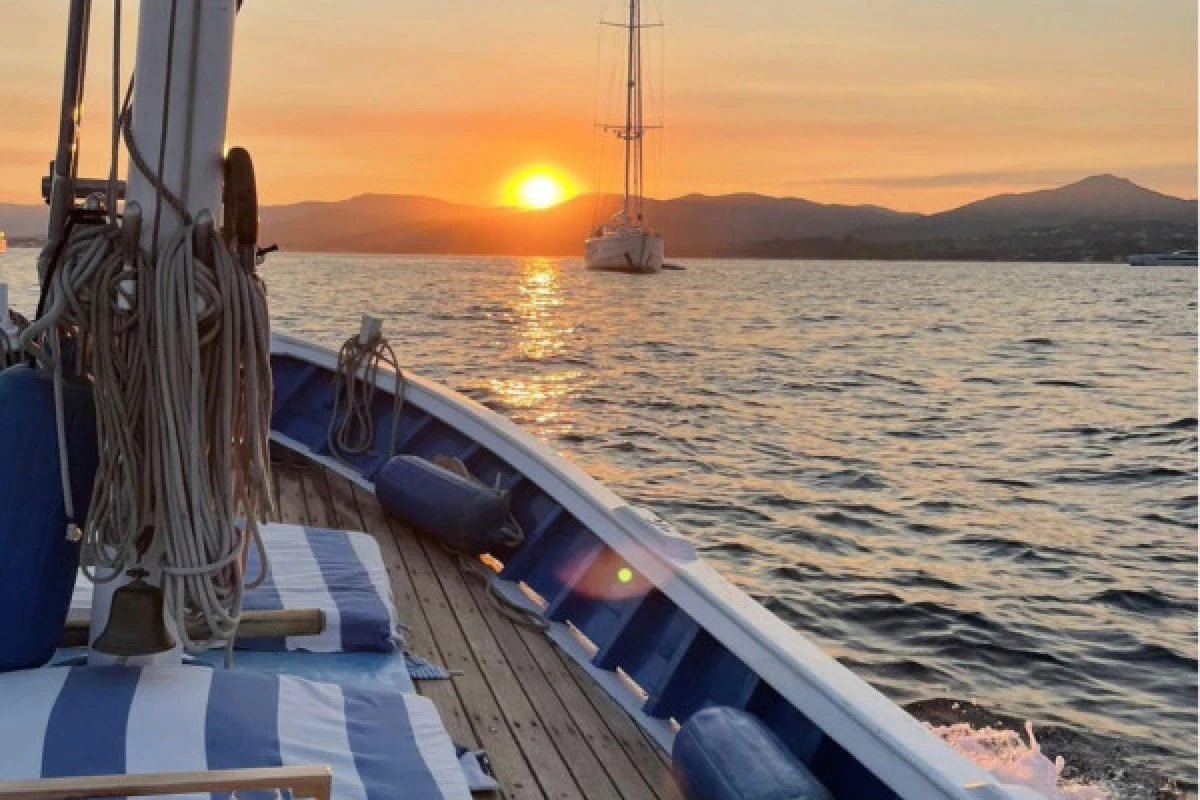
[2, 252, 1194, 790]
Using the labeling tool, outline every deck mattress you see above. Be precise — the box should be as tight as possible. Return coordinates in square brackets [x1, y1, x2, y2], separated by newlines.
[72, 524, 401, 653]
[0, 664, 470, 800]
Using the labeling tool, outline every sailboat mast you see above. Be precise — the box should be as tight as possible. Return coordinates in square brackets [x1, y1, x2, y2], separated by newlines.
[622, 0, 637, 220]
[634, 0, 644, 222]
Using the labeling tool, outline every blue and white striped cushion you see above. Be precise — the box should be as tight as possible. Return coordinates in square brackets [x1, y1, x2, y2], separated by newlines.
[0, 665, 470, 800]
[72, 524, 401, 654]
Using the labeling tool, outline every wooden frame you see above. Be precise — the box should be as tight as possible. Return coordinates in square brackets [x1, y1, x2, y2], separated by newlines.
[60, 608, 326, 648]
[0, 765, 332, 800]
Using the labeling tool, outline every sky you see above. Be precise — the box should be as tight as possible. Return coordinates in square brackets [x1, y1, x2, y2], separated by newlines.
[0, 0, 1195, 212]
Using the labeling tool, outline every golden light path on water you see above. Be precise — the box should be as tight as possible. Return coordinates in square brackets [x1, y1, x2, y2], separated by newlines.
[487, 257, 585, 432]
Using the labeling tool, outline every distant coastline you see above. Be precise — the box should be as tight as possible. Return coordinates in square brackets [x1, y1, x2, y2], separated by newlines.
[2, 174, 1195, 262]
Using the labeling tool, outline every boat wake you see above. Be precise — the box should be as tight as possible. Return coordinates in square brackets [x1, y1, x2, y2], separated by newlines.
[909, 699, 1194, 800]
[929, 721, 1111, 799]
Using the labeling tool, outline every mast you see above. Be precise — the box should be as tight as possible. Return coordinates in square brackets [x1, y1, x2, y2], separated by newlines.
[622, 0, 636, 221]
[601, 0, 655, 228]
[633, 0, 644, 223]
[88, 0, 238, 668]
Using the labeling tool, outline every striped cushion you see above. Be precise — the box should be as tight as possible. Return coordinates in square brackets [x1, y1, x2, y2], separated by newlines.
[0, 665, 469, 800]
[73, 524, 400, 653]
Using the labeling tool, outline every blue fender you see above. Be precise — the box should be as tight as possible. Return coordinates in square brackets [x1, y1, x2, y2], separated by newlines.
[0, 366, 98, 671]
[375, 455, 515, 556]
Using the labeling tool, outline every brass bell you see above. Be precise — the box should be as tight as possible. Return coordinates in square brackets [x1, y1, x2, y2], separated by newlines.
[91, 569, 176, 657]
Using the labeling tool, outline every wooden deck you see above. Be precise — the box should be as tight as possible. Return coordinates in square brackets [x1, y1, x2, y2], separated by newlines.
[268, 451, 682, 800]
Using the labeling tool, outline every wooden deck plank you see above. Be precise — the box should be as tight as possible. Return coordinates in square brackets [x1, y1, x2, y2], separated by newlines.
[274, 466, 311, 526]
[459, 572, 633, 800]
[299, 468, 336, 528]
[268, 449, 679, 800]
[334, 474, 480, 753]
[553, 649, 675, 775]
[414, 540, 591, 800]
[333, 472, 441, 664]
[351, 485, 546, 800]
[511, 623, 675, 800]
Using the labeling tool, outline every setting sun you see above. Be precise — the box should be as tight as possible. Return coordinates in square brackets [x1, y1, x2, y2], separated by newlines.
[519, 175, 563, 209]
[504, 168, 576, 210]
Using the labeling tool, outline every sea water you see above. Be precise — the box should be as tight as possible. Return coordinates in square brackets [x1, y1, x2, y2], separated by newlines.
[2, 252, 1194, 795]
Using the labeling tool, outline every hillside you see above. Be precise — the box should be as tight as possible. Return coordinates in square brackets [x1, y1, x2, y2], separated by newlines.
[858, 175, 1197, 242]
[2, 175, 1194, 260]
[257, 192, 917, 257]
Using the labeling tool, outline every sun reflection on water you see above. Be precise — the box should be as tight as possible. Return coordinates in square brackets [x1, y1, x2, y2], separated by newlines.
[513, 257, 570, 361]
[485, 258, 586, 436]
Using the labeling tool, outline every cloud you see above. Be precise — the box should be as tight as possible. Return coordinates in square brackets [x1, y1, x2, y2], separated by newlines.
[815, 164, 1198, 191]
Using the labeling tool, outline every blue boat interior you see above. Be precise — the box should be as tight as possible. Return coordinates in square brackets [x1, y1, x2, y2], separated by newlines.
[271, 352, 902, 800]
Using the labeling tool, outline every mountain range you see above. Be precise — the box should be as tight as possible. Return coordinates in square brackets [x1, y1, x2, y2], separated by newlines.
[2, 174, 1195, 261]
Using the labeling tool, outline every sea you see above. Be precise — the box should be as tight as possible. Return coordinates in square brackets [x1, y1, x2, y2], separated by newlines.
[1, 252, 1195, 794]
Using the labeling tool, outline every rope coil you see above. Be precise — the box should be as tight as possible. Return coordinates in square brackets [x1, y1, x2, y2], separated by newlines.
[25, 215, 274, 652]
[327, 331, 405, 461]
[18, 0, 271, 654]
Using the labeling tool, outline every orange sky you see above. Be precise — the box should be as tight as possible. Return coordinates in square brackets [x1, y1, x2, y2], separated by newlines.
[1, 0, 1195, 212]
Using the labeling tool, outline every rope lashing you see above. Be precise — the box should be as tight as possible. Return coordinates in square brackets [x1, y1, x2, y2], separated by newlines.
[25, 214, 274, 651]
[20, 0, 271, 654]
[428, 454, 539, 630]
[326, 321, 406, 461]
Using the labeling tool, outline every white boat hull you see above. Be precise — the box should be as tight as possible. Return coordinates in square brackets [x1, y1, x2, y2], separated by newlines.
[1129, 253, 1198, 267]
[585, 230, 664, 273]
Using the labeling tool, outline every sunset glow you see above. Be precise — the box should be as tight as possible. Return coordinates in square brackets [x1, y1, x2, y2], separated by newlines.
[507, 170, 574, 210]
[0, 3, 1194, 210]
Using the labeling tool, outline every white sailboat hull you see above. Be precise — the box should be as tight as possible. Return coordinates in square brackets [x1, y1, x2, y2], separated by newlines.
[585, 229, 664, 272]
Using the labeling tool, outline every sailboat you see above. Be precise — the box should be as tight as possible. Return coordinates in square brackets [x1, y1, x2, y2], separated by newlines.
[0, 3, 1046, 800]
[585, 0, 666, 273]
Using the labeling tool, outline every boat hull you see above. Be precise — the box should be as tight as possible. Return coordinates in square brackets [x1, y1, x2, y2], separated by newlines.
[1129, 254, 1198, 266]
[585, 230, 664, 273]
[269, 332, 1025, 800]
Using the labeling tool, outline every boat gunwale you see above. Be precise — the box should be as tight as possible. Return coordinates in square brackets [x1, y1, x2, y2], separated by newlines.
[270, 332, 1019, 800]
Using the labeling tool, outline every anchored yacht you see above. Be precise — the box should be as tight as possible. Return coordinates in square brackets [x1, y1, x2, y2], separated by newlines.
[585, 0, 664, 273]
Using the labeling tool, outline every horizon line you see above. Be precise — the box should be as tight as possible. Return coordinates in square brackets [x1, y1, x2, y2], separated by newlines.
[264, 172, 1198, 215]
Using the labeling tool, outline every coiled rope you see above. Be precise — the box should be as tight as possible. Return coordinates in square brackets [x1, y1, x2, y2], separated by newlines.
[22, 0, 273, 652]
[24, 215, 273, 651]
[151, 221, 272, 651]
[326, 330, 405, 460]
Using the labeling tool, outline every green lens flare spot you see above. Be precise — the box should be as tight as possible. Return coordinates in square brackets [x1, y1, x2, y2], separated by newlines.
[618, 567, 634, 584]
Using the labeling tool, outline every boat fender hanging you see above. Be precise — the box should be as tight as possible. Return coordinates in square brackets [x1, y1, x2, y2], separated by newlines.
[375, 454, 521, 557]
[0, 366, 98, 672]
[672, 707, 834, 800]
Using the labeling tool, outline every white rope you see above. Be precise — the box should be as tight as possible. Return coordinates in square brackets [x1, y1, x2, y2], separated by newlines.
[150, 222, 273, 651]
[19, 0, 272, 654]
[26, 216, 273, 649]
[326, 332, 404, 460]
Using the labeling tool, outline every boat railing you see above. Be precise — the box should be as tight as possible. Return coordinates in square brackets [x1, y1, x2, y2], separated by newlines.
[0, 765, 333, 800]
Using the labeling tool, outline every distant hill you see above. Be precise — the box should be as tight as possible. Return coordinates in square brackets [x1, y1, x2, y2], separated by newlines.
[3, 174, 1195, 260]
[857, 175, 1197, 242]
[258, 192, 917, 257]
[0, 203, 49, 239]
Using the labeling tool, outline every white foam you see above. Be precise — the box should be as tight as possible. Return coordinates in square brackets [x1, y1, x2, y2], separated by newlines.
[929, 721, 1112, 800]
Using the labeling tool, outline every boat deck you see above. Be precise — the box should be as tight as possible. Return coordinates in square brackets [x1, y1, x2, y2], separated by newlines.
[269, 450, 681, 800]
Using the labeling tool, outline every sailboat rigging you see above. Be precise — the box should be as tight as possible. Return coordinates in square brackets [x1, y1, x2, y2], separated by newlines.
[585, 0, 666, 273]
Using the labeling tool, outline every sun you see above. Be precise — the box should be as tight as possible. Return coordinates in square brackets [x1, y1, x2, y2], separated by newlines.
[519, 175, 564, 209]
[504, 168, 576, 210]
